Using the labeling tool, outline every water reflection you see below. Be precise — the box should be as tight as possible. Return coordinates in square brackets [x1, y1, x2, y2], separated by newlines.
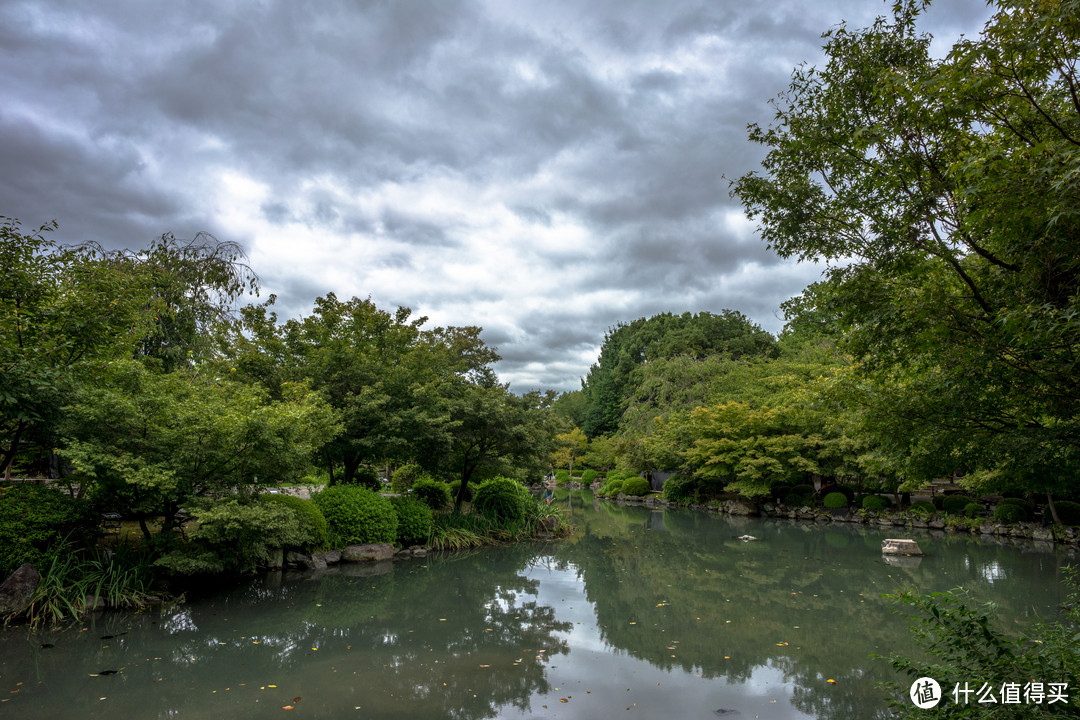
[0, 491, 1073, 719]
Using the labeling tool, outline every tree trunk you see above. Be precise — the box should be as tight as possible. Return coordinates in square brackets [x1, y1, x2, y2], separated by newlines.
[342, 455, 360, 486]
[454, 463, 474, 512]
[0, 419, 25, 480]
[325, 450, 336, 486]
[1046, 493, 1062, 525]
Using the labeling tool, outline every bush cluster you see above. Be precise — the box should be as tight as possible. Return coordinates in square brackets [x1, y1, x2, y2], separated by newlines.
[554, 469, 571, 485]
[598, 478, 623, 497]
[964, 502, 984, 518]
[391, 496, 433, 546]
[412, 478, 451, 511]
[259, 493, 329, 551]
[580, 469, 598, 484]
[0, 483, 98, 577]
[472, 477, 529, 523]
[312, 486, 398, 547]
[662, 474, 698, 503]
[993, 503, 1027, 523]
[785, 484, 814, 507]
[391, 463, 423, 494]
[621, 477, 651, 496]
[823, 492, 849, 509]
[347, 466, 381, 491]
[908, 500, 936, 516]
[1052, 500, 1080, 526]
[862, 495, 889, 512]
[941, 495, 975, 516]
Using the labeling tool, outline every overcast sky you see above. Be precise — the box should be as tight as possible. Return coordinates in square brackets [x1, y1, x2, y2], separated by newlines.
[0, 0, 992, 392]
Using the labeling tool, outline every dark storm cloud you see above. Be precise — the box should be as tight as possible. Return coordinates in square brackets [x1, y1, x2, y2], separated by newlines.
[0, 0, 994, 391]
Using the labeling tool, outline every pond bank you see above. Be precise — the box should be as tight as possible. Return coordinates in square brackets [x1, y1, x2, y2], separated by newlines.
[573, 484, 1080, 547]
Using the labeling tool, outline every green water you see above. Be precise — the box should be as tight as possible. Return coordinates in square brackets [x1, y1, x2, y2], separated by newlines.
[1, 490, 1074, 719]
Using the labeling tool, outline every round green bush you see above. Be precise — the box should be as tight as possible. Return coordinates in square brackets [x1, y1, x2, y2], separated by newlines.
[472, 477, 529, 523]
[823, 492, 849, 509]
[941, 495, 975, 516]
[785, 484, 815, 506]
[862, 495, 889, 512]
[259, 493, 329, 550]
[662, 474, 698, 503]
[993, 503, 1028, 523]
[412, 478, 451, 511]
[554, 469, 571, 485]
[598, 479, 624, 497]
[391, 463, 423, 494]
[908, 500, 936, 516]
[312, 486, 398, 547]
[391, 496, 433, 546]
[580, 469, 598, 484]
[964, 502, 984, 518]
[621, 477, 651, 496]
[1051, 500, 1080, 526]
[0, 482, 98, 576]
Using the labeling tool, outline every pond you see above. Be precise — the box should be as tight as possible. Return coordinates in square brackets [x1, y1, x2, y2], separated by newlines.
[1, 489, 1075, 719]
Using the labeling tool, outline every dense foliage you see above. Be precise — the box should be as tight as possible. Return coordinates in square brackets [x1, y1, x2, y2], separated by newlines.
[472, 477, 530, 524]
[411, 477, 451, 511]
[312, 486, 398, 547]
[0, 482, 97, 577]
[391, 495, 433, 547]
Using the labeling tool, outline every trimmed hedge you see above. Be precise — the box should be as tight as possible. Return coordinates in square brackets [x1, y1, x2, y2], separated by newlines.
[621, 477, 651, 496]
[580, 469, 598, 484]
[993, 503, 1027, 523]
[259, 493, 329, 551]
[391, 496, 433, 546]
[942, 495, 976, 516]
[312, 486, 398, 546]
[598, 479, 624, 497]
[391, 463, 423, 494]
[908, 500, 936, 516]
[823, 492, 849, 509]
[554, 470, 571, 485]
[412, 478, 451, 511]
[662, 475, 698, 503]
[862, 495, 889, 512]
[964, 502, 984, 518]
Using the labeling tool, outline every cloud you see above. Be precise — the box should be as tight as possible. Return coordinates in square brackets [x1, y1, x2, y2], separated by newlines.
[0, 0, 994, 392]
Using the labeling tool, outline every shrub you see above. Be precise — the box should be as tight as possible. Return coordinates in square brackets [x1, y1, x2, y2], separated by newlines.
[964, 502, 984, 518]
[554, 469, 571, 485]
[260, 493, 329, 551]
[931, 494, 946, 510]
[1051, 500, 1080, 526]
[312, 486, 398, 547]
[662, 474, 698, 503]
[580, 469, 598, 484]
[823, 492, 849, 509]
[0, 482, 98, 577]
[412, 478, 451, 511]
[348, 466, 382, 491]
[391, 496, 433, 546]
[598, 479, 624, 497]
[941, 495, 975, 516]
[993, 503, 1027, 523]
[908, 500, 936, 516]
[444, 480, 476, 503]
[834, 484, 857, 503]
[472, 477, 529, 524]
[391, 463, 423, 494]
[862, 495, 889, 512]
[621, 477, 651, 496]
[785, 484, 815, 506]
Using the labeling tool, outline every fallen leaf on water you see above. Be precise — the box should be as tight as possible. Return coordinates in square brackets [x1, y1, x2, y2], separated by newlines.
[560, 698, 568, 703]
[268, 685, 277, 688]
[827, 679, 836, 684]
[282, 705, 294, 710]
[294, 697, 302, 703]
[479, 665, 490, 668]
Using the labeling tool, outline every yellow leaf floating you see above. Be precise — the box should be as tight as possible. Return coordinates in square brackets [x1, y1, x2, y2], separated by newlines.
[560, 698, 568, 703]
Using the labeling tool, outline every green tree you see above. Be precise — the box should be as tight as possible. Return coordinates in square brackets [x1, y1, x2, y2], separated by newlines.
[733, 0, 1080, 509]
[552, 427, 588, 476]
[60, 359, 338, 538]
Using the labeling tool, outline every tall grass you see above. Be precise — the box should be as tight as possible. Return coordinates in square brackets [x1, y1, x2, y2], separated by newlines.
[427, 495, 567, 551]
[13, 540, 164, 629]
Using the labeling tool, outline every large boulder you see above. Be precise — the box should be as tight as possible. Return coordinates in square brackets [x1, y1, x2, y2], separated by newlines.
[0, 563, 40, 615]
[342, 543, 395, 563]
[727, 500, 759, 517]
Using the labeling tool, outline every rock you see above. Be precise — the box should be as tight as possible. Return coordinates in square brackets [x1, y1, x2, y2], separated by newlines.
[340, 560, 393, 578]
[727, 500, 759, 516]
[323, 550, 342, 565]
[736, 535, 758, 542]
[83, 595, 107, 612]
[342, 543, 395, 563]
[928, 518, 946, 529]
[538, 516, 559, 532]
[1033, 527, 1054, 542]
[310, 553, 328, 571]
[409, 546, 428, 558]
[267, 547, 284, 570]
[0, 563, 40, 615]
[286, 551, 315, 569]
[882, 538, 924, 556]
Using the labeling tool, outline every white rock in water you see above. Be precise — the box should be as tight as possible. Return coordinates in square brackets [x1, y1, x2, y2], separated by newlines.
[882, 538, 924, 555]
[736, 534, 758, 542]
